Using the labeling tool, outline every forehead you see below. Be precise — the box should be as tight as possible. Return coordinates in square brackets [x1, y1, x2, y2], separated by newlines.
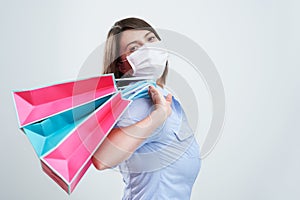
[119, 29, 151, 46]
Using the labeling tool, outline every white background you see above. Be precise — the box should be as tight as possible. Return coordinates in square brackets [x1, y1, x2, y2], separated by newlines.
[0, 0, 299, 199]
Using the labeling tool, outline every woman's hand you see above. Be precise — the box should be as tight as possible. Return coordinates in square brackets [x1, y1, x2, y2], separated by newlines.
[148, 85, 173, 120]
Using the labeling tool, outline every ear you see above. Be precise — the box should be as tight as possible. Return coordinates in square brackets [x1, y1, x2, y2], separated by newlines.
[118, 61, 133, 75]
[118, 65, 127, 74]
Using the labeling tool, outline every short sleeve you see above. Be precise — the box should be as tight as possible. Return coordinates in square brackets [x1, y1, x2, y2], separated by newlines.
[112, 98, 159, 146]
[114, 98, 154, 127]
[113, 112, 138, 128]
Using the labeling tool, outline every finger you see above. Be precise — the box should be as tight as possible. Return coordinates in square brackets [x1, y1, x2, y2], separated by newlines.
[148, 85, 157, 94]
[165, 94, 173, 104]
[148, 86, 158, 102]
[148, 86, 152, 98]
[149, 86, 162, 97]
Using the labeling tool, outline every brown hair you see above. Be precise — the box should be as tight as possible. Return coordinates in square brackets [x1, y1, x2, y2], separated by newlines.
[102, 17, 168, 86]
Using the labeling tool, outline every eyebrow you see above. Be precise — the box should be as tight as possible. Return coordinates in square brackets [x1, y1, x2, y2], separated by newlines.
[124, 31, 153, 50]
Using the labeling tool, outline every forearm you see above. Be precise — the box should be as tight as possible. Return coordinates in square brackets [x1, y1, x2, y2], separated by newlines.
[92, 108, 167, 170]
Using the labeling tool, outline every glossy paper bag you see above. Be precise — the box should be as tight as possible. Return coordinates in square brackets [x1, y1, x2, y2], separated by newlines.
[13, 74, 117, 127]
[12, 74, 132, 194]
[40, 92, 130, 194]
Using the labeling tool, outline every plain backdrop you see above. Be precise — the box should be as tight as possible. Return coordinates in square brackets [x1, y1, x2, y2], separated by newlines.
[1, 0, 299, 199]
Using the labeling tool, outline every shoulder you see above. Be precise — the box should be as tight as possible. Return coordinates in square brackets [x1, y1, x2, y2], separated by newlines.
[126, 98, 154, 121]
[115, 97, 154, 127]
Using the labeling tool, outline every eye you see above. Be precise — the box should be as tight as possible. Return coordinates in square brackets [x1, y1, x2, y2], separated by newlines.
[148, 36, 157, 42]
[128, 45, 140, 53]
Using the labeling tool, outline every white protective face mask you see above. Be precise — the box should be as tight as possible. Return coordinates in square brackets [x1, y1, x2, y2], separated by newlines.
[126, 41, 169, 79]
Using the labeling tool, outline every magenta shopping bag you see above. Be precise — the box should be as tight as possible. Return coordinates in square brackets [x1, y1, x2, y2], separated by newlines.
[41, 92, 130, 193]
[12, 74, 131, 194]
[13, 74, 117, 127]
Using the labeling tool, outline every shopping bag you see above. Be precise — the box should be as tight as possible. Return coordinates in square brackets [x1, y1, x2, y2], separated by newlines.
[22, 95, 112, 157]
[120, 80, 156, 100]
[12, 74, 131, 194]
[13, 74, 117, 127]
[12, 74, 154, 194]
[40, 92, 130, 194]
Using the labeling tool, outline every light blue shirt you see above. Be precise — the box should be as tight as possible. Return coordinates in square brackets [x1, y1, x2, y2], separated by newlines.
[115, 86, 201, 200]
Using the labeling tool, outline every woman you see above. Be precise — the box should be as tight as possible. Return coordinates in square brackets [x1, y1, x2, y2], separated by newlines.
[92, 17, 201, 200]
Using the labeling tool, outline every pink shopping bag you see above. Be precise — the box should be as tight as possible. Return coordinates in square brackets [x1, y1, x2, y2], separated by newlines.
[41, 92, 130, 194]
[12, 74, 132, 194]
[13, 74, 117, 127]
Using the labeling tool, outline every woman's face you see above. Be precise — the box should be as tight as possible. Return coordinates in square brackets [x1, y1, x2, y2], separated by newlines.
[117, 29, 159, 74]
